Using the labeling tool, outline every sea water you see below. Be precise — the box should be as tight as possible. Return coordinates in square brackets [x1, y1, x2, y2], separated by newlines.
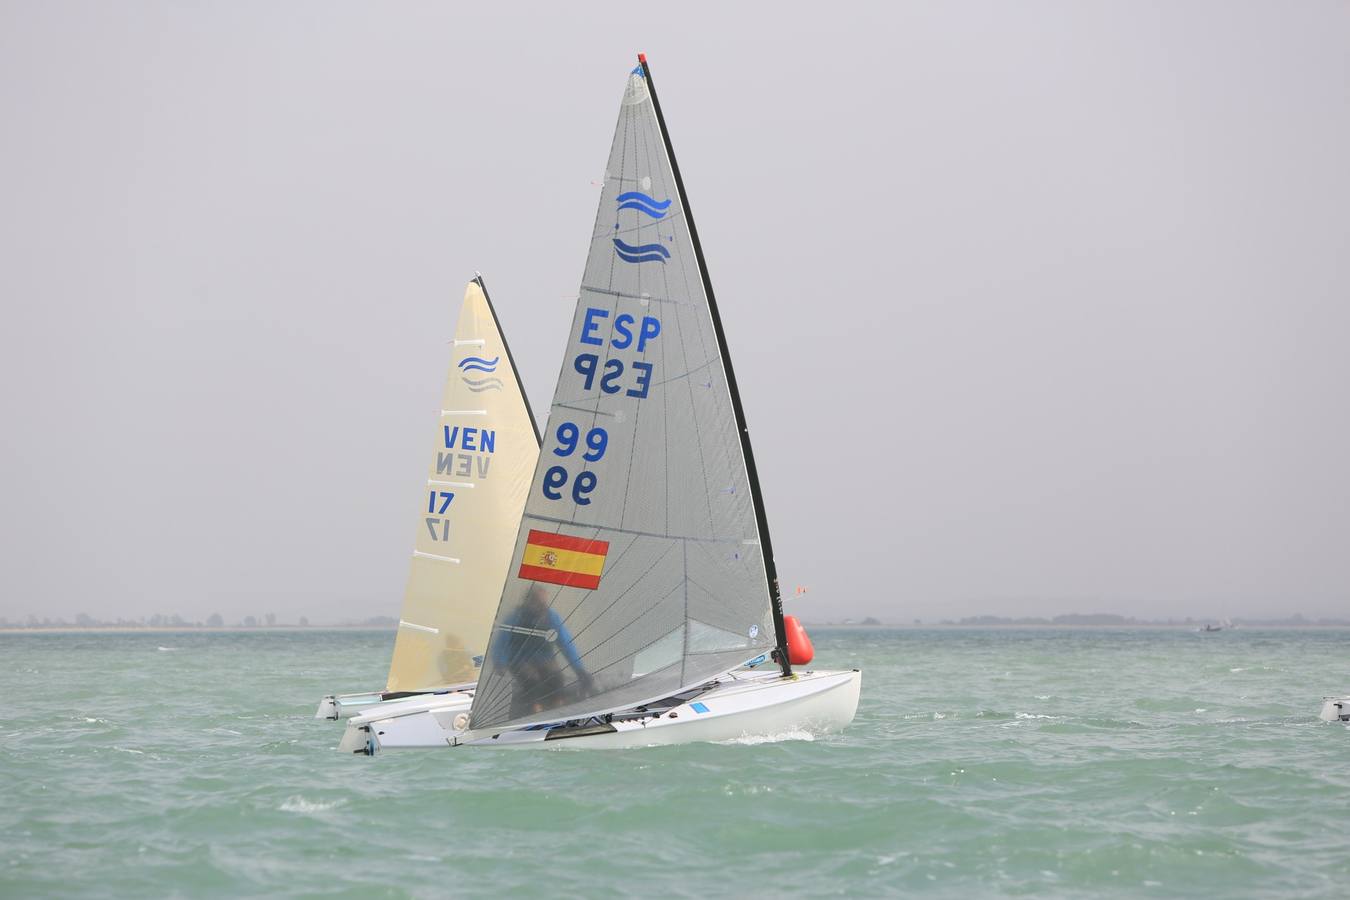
[2, 628, 1347, 898]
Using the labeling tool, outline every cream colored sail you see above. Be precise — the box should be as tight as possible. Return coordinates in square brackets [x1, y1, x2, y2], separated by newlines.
[385, 277, 540, 693]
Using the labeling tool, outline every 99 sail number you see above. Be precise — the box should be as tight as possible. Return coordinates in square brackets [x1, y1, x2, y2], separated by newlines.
[542, 422, 608, 506]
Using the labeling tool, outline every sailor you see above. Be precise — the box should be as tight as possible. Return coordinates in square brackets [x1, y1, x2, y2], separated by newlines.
[493, 584, 595, 717]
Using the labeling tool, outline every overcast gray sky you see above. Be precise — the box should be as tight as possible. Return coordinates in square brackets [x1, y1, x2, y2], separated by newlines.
[2, 2, 1347, 624]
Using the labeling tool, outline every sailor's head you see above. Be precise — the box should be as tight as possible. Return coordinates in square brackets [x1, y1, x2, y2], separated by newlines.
[525, 584, 550, 612]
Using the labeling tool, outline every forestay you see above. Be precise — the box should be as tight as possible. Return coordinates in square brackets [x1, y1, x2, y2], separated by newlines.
[385, 278, 541, 693]
[469, 62, 778, 731]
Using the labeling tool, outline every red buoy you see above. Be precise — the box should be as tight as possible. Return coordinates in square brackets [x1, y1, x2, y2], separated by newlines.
[784, 615, 814, 666]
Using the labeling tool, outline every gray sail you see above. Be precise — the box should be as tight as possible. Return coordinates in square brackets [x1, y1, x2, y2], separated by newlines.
[468, 62, 776, 730]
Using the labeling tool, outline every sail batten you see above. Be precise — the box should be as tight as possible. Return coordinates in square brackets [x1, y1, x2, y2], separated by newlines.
[384, 279, 541, 694]
[468, 59, 778, 731]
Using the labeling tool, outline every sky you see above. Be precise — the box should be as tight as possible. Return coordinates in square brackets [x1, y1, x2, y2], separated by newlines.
[1, 2, 1348, 625]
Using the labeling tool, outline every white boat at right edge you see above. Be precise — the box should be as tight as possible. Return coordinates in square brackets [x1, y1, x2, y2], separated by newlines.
[340, 54, 859, 754]
[1319, 696, 1349, 723]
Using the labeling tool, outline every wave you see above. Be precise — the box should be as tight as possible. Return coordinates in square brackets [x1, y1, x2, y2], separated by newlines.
[613, 238, 671, 264]
[719, 728, 816, 745]
[280, 796, 345, 814]
[458, 356, 499, 373]
[616, 191, 672, 219]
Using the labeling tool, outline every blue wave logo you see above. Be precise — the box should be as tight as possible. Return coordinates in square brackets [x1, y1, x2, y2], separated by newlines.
[613, 238, 671, 264]
[463, 376, 503, 392]
[458, 355, 499, 374]
[616, 191, 671, 219]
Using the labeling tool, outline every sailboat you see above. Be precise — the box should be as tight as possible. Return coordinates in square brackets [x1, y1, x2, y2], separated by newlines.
[339, 55, 860, 752]
[315, 276, 540, 720]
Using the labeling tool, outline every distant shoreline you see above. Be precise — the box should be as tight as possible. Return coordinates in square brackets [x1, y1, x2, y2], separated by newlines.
[3, 623, 1348, 635]
[803, 622, 1350, 630]
[0, 625, 396, 635]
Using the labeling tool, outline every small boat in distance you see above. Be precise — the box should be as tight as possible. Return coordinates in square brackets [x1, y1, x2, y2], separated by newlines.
[1319, 696, 1349, 722]
[315, 276, 540, 720]
[341, 54, 859, 753]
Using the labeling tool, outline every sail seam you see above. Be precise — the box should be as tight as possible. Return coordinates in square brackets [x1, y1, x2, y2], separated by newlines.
[519, 513, 755, 545]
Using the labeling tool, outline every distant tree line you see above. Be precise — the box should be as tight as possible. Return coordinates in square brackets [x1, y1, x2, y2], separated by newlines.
[0, 612, 316, 629]
[937, 613, 1350, 627]
[797, 613, 1350, 627]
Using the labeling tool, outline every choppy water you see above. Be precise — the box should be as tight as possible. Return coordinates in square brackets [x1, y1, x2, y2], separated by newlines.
[3, 628, 1348, 898]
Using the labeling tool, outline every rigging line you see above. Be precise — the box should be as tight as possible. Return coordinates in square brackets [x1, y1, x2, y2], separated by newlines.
[565, 539, 679, 646]
[682, 538, 688, 686]
[689, 536, 761, 592]
[523, 627, 696, 723]
[593, 208, 686, 242]
[553, 402, 619, 419]
[475, 556, 571, 714]
[478, 589, 673, 725]
[648, 356, 715, 388]
[574, 571, 686, 661]
[524, 581, 686, 712]
[476, 552, 587, 714]
[475, 532, 642, 713]
[519, 512, 752, 545]
[579, 285, 681, 306]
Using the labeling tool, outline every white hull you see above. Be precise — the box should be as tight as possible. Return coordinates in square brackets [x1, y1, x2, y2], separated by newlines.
[315, 684, 474, 721]
[1319, 696, 1349, 723]
[341, 668, 860, 754]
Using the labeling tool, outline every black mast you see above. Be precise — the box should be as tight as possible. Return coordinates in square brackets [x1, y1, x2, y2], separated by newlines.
[637, 54, 793, 678]
[474, 273, 542, 447]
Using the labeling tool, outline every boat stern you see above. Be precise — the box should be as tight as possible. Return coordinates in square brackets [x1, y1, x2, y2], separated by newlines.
[338, 722, 376, 755]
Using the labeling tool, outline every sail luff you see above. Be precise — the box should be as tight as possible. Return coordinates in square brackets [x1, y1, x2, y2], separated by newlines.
[637, 54, 792, 677]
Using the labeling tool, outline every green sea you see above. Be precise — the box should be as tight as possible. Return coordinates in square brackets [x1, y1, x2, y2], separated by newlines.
[3, 628, 1348, 898]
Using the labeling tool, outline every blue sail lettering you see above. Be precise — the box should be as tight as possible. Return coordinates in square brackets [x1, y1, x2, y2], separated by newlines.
[612, 314, 635, 349]
[628, 361, 654, 399]
[443, 426, 494, 454]
[580, 308, 608, 346]
[637, 316, 661, 351]
[600, 359, 624, 394]
[574, 353, 599, 389]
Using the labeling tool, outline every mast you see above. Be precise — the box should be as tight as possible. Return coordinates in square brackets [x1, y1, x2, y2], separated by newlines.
[474, 273, 542, 446]
[636, 54, 792, 678]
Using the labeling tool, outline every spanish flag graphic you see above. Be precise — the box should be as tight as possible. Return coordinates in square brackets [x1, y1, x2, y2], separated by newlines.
[518, 529, 610, 590]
